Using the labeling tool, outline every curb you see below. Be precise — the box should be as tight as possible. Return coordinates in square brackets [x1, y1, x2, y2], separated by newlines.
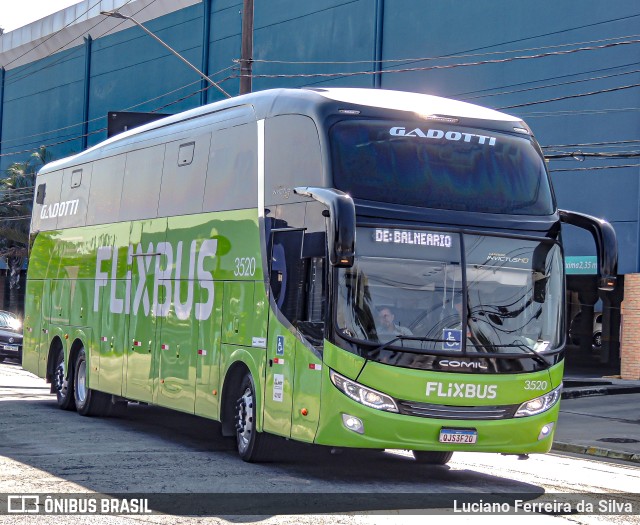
[552, 442, 640, 464]
[561, 386, 640, 400]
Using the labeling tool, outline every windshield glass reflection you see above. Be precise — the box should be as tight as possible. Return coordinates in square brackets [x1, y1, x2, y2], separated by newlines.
[335, 228, 563, 356]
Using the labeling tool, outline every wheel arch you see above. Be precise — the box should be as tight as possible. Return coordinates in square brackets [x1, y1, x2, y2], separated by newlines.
[46, 336, 65, 383]
[69, 337, 86, 374]
[220, 361, 251, 437]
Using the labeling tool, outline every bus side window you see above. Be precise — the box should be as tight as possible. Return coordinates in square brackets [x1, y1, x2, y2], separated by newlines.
[269, 228, 327, 348]
[270, 229, 305, 320]
[36, 184, 46, 204]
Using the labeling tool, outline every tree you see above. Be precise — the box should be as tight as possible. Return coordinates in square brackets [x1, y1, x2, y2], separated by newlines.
[0, 146, 50, 290]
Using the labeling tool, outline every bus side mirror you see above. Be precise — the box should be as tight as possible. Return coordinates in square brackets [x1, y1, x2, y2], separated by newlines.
[294, 187, 355, 267]
[559, 209, 618, 291]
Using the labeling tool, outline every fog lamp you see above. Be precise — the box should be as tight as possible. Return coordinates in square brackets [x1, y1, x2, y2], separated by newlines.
[341, 413, 364, 434]
[538, 422, 555, 440]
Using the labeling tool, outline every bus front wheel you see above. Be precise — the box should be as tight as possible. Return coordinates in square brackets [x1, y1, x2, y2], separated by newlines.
[235, 373, 269, 462]
[74, 347, 110, 417]
[412, 450, 453, 465]
[53, 348, 75, 411]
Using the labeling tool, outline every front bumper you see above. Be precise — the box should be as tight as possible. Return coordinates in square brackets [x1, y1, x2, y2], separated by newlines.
[315, 368, 560, 454]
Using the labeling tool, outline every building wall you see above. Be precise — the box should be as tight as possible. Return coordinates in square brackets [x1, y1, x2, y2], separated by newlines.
[0, 0, 640, 266]
[0, 1, 638, 266]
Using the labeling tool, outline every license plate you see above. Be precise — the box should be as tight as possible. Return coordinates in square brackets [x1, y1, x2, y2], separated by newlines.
[3, 345, 18, 351]
[439, 428, 477, 444]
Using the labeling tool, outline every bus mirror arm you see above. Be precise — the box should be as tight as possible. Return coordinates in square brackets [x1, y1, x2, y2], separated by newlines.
[559, 209, 618, 291]
[294, 187, 355, 267]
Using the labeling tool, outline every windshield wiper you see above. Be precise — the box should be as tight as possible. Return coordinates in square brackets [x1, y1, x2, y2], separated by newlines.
[365, 335, 451, 357]
[471, 341, 552, 368]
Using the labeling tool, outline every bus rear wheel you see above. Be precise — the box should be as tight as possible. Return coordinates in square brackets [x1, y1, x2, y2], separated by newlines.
[412, 451, 453, 465]
[74, 347, 110, 417]
[235, 373, 269, 462]
[53, 348, 75, 410]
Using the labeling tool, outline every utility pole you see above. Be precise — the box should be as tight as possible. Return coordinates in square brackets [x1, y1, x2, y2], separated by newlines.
[239, 0, 254, 95]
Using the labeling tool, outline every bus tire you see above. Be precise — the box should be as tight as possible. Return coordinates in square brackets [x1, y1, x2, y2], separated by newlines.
[73, 347, 110, 417]
[412, 450, 453, 465]
[53, 347, 75, 411]
[235, 373, 269, 462]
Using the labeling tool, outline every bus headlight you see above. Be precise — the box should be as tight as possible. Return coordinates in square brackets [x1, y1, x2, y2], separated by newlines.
[330, 370, 399, 413]
[515, 385, 562, 417]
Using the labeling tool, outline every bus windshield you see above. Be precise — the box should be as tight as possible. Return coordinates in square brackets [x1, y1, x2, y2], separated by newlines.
[330, 119, 554, 215]
[335, 228, 563, 357]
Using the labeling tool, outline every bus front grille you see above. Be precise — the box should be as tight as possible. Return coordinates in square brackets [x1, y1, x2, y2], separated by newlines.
[396, 400, 519, 420]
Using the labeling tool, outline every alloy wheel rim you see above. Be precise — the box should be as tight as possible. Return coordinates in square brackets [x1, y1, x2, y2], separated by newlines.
[76, 359, 87, 404]
[236, 387, 253, 452]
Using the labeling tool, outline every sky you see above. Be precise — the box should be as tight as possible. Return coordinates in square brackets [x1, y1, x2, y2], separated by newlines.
[1, 0, 80, 33]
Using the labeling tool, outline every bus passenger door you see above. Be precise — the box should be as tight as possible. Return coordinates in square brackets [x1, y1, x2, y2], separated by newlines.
[262, 229, 305, 437]
[263, 320, 297, 436]
[125, 218, 167, 403]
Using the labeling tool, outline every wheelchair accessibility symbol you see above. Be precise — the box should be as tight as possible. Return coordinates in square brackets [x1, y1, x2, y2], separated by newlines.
[442, 329, 462, 351]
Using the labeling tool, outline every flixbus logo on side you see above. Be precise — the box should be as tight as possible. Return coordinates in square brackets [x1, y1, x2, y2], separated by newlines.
[94, 240, 217, 321]
[426, 381, 497, 400]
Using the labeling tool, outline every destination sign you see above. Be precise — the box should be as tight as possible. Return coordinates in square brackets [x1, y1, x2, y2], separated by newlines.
[374, 228, 453, 248]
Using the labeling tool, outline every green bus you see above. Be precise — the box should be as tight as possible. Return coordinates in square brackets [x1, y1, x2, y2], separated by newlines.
[23, 88, 617, 463]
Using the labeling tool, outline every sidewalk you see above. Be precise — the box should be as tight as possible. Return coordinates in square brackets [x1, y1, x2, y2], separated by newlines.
[553, 374, 640, 464]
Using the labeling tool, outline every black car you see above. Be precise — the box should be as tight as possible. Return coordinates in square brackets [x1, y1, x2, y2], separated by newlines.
[569, 311, 602, 349]
[0, 310, 23, 363]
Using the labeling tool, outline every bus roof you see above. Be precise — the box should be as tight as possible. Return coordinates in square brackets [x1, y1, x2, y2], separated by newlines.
[39, 87, 521, 175]
[312, 88, 517, 122]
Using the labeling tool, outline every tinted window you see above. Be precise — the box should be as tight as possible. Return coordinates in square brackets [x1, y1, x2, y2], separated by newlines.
[330, 120, 554, 215]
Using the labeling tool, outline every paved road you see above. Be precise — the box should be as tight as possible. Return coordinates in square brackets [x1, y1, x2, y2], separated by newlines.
[0, 361, 638, 524]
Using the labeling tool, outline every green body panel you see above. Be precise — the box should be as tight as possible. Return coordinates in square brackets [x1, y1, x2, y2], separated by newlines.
[290, 341, 323, 443]
[358, 360, 558, 406]
[24, 205, 564, 454]
[125, 218, 167, 403]
[194, 282, 224, 418]
[97, 280, 128, 395]
[262, 319, 296, 437]
[322, 341, 366, 380]
[315, 365, 560, 453]
[549, 360, 565, 388]
[22, 280, 44, 375]
[25, 209, 265, 421]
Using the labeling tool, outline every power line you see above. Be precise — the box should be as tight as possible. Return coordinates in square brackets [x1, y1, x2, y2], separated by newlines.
[373, 12, 640, 73]
[0, 64, 235, 151]
[0, 68, 236, 159]
[453, 61, 640, 98]
[517, 107, 640, 118]
[497, 83, 640, 109]
[550, 163, 640, 172]
[542, 139, 640, 148]
[247, 33, 640, 66]
[545, 151, 640, 159]
[464, 68, 640, 101]
[236, 38, 640, 80]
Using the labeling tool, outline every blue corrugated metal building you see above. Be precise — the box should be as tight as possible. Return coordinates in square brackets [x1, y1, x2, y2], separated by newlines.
[0, 0, 638, 373]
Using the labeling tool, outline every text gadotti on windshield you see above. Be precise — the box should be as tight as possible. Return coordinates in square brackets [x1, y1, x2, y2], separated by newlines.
[389, 127, 497, 146]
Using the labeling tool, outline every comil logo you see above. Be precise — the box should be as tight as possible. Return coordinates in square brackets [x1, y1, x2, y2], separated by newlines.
[439, 360, 489, 370]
